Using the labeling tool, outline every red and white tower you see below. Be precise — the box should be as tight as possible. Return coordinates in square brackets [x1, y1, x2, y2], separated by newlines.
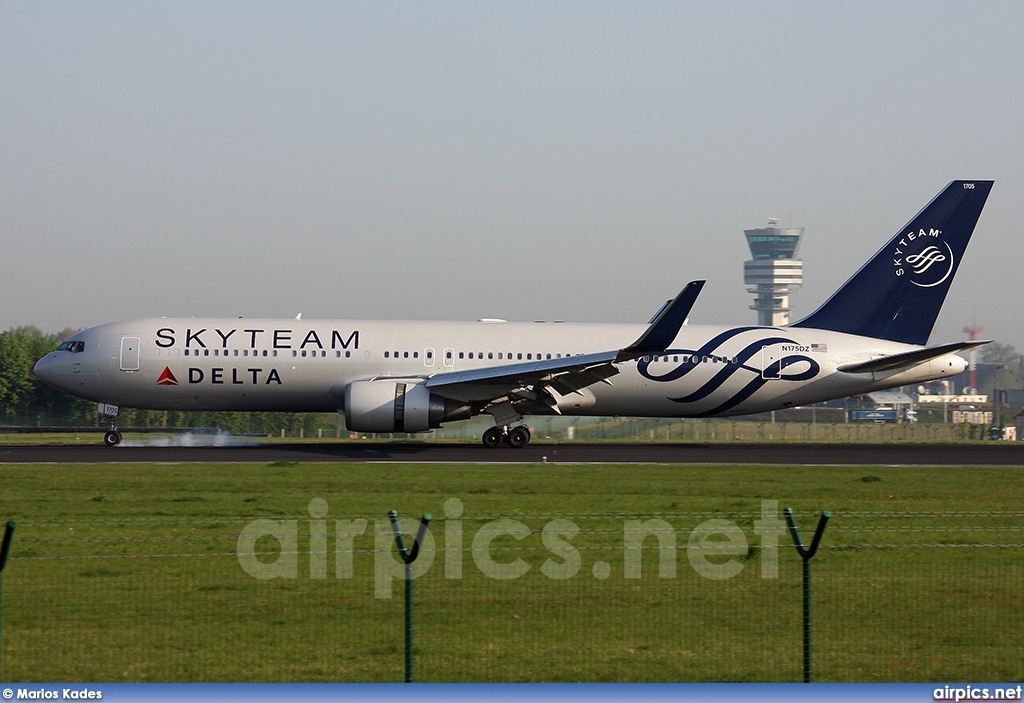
[962, 322, 983, 391]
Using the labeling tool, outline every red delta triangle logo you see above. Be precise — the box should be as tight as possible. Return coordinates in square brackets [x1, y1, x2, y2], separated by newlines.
[156, 367, 178, 386]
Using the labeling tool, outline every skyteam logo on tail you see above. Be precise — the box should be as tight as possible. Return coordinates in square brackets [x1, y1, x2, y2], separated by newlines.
[892, 228, 955, 288]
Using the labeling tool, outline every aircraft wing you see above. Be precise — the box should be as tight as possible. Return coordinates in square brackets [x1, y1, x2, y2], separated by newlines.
[425, 281, 705, 402]
[837, 340, 989, 374]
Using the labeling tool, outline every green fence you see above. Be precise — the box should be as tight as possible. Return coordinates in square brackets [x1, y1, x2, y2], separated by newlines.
[2, 509, 1022, 682]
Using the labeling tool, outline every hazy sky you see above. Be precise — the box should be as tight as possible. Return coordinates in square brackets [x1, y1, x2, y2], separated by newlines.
[3, 2, 1021, 351]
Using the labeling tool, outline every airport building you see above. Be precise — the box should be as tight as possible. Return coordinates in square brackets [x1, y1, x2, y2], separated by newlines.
[743, 219, 804, 326]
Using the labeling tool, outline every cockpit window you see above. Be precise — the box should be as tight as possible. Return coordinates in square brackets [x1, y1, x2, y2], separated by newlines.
[56, 341, 85, 353]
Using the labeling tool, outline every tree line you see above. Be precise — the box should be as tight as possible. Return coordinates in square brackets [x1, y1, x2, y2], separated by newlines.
[0, 327, 331, 435]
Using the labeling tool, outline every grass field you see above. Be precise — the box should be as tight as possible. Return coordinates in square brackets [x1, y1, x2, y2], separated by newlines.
[1, 459, 1022, 682]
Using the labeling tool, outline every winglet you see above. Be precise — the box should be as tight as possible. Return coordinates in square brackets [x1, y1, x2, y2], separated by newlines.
[616, 281, 705, 362]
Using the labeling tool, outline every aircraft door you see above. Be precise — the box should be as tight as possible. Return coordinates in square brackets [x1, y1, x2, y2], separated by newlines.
[761, 345, 781, 380]
[424, 347, 435, 368]
[443, 347, 455, 371]
[120, 337, 141, 371]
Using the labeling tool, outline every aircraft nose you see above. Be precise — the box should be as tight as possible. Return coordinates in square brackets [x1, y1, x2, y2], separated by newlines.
[33, 354, 54, 385]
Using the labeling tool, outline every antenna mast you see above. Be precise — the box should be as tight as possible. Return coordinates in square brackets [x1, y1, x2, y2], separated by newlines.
[962, 321, 983, 391]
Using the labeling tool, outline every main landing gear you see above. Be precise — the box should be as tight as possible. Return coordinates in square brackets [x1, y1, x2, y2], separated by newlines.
[481, 425, 531, 449]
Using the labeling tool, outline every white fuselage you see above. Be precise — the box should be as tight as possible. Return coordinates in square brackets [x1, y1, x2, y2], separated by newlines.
[34, 317, 967, 420]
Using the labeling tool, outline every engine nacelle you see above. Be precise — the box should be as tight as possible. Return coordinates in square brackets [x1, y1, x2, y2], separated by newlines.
[344, 380, 471, 433]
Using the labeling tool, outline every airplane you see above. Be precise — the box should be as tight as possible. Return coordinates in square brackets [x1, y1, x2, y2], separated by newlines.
[34, 180, 993, 448]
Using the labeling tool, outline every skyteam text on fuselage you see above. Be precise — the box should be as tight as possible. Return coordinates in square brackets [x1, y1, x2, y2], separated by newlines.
[34, 181, 993, 447]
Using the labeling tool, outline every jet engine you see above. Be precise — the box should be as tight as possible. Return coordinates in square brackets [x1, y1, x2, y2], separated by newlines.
[344, 380, 472, 433]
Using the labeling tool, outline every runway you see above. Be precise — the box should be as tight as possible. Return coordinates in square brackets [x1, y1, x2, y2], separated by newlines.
[2, 441, 1024, 465]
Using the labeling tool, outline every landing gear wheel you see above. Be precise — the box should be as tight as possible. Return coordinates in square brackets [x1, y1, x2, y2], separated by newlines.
[508, 426, 530, 449]
[482, 427, 502, 448]
[104, 430, 123, 447]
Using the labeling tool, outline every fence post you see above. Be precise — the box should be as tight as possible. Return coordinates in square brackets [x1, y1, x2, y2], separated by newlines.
[387, 510, 432, 683]
[783, 508, 830, 683]
[0, 521, 15, 682]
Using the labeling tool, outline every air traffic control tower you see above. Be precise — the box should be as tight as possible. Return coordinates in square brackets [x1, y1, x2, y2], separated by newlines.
[744, 218, 804, 326]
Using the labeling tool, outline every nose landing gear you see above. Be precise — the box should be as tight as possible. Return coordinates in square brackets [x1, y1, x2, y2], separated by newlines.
[481, 425, 531, 449]
[98, 402, 122, 447]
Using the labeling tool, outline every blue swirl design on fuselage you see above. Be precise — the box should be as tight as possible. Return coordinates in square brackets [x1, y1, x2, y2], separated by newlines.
[636, 327, 820, 417]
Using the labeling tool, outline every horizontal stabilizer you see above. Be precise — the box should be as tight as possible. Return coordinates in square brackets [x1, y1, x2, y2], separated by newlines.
[837, 340, 989, 374]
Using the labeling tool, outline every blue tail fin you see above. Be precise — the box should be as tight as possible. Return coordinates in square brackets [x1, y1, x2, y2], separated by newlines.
[791, 180, 993, 345]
